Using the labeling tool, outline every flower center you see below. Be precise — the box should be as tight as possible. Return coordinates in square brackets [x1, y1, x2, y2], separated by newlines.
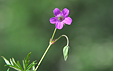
[58, 16, 63, 21]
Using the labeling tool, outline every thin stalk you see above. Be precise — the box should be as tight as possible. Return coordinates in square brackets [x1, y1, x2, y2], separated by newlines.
[35, 28, 57, 71]
[35, 43, 52, 71]
[51, 28, 57, 42]
[55, 35, 69, 46]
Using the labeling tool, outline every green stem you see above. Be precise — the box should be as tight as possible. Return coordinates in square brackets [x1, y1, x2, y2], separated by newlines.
[51, 28, 57, 42]
[55, 35, 69, 46]
[35, 43, 52, 71]
[35, 28, 57, 71]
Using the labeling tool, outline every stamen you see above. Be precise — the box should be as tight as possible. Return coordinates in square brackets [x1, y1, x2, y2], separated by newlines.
[58, 16, 63, 21]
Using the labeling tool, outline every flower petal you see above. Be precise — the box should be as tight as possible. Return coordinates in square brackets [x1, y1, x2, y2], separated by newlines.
[62, 8, 69, 17]
[50, 17, 57, 24]
[56, 22, 64, 29]
[53, 8, 61, 16]
[63, 17, 72, 25]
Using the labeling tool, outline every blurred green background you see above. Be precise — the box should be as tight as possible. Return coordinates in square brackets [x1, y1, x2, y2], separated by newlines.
[0, 0, 113, 71]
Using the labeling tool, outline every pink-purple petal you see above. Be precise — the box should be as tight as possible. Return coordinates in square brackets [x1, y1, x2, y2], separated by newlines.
[50, 17, 57, 24]
[53, 8, 61, 16]
[63, 17, 72, 25]
[56, 22, 64, 29]
[62, 8, 69, 17]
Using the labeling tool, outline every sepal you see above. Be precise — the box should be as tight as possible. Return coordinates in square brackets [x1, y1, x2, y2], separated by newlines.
[63, 45, 69, 61]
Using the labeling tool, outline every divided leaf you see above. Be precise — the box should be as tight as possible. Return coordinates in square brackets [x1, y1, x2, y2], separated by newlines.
[1, 56, 23, 71]
[23, 52, 32, 70]
[25, 52, 31, 66]
[1, 52, 36, 71]
[17, 61, 23, 70]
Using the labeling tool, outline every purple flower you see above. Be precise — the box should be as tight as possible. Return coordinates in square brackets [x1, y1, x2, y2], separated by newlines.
[50, 8, 72, 29]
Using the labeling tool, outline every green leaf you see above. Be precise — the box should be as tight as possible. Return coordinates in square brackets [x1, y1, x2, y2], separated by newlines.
[63, 46, 69, 61]
[2, 52, 33, 71]
[25, 52, 31, 68]
[7, 68, 10, 71]
[6, 65, 22, 71]
[1, 56, 11, 65]
[23, 60, 26, 70]
[32, 62, 36, 71]
[17, 61, 23, 70]
[10, 58, 14, 65]
[26, 61, 37, 71]
[23, 52, 32, 70]
[2, 56, 23, 71]
[12, 58, 19, 67]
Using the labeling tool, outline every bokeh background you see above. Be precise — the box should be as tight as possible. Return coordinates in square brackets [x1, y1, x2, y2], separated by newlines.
[0, 0, 113, 71]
